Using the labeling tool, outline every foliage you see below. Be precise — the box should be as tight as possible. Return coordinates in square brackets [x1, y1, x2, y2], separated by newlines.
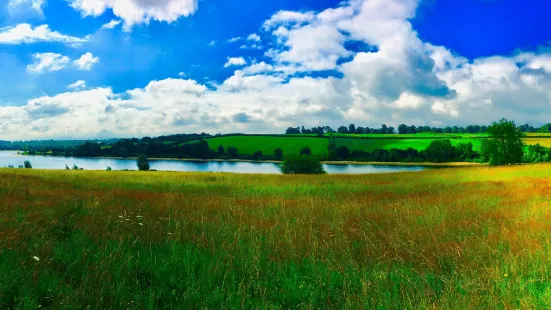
[251, 151, 263, 160]
[217, 145, 225, 155]
[336, 146, 350, 159]
[274, 148, 283, 158]
[106, 166, 112, 171]
[299, 147, 312, 156]
[23, 160, 32, 169]
[227, 146, 239, 158]
[279, 156, 325, 174]
[486, 119, 525, 165]
[137, 154, 150, 171]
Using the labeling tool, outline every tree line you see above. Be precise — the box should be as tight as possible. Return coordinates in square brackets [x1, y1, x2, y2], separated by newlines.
[286, 123, 551, 135]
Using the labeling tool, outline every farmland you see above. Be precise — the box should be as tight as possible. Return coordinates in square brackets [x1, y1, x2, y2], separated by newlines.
[176, 133, 550, 156]
[2, 166, 551, 308]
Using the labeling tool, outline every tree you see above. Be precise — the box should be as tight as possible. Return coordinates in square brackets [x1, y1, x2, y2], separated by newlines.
[252, 150, 263, 160]
[486, 119, 525, 165]
[137, 153, 150, 171]
[274, 148, 283, 158]
[106, 166, 112, 171]
[337, 126, 349, 134]
[227, 146, 239, 158]
[424, 140, 454, 163]
[217, 145, 225, 155]
[280, 156, 325, 174]
[300, 147, 312, 156]
[398, 124, 408, 134]
[23, 160, 32, 169]
[336, 146, 351, 159]
[348, 124, 356, 134]
[190, 139, 210, 159]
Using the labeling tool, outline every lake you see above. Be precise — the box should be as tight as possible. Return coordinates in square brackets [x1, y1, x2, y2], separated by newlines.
[0, 151, 428, 174]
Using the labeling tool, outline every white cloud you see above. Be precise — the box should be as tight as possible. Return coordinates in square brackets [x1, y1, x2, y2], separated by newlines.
[4, 0, 551, 139]
[101, 19, 121, 29]
[68, 80, 86, 90]
[27, 53, 71, 73]
[7, 0, 46, 15]
[228, 37, 241, 43]
[0, 24, 87, 45]
[68, 0, 199, 30]
[208, 40, 216, 47]
[224, 57, 247, 68]
[73, 52, 100, 70]
[247, 33, 261, 42]
[263, 10, 315, 30]
[27, 52, 99, 74]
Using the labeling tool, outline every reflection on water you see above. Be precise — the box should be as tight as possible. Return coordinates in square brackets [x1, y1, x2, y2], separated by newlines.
[0, 151, 428, 175]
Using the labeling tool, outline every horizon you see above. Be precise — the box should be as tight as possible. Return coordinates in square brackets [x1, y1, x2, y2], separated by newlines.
[2, 0, 551, 140]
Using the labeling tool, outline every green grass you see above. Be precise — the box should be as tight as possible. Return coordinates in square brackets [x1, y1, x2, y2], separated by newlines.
[170, 133, 551, 158]
[2, 166, 551, 308]
[336, 137, 483, 152]
[193, 136, 329, 156]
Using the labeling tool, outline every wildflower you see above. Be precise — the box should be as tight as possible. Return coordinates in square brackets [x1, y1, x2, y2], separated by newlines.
[138, 223, 143, 226]
[504, 273, 508, 277]
[33, 256, 40, 262]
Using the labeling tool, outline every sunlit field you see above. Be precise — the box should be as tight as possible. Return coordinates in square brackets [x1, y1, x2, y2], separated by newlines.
[2, 166, 551, 308]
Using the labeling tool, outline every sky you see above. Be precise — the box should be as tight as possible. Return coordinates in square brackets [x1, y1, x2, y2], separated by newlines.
[1, 0, 551, 140]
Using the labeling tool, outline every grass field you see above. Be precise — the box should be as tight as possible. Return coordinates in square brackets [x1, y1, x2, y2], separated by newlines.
[186, 134, 551, 156]
[193, 136, 329, 156]
[2, 166, 551, 308]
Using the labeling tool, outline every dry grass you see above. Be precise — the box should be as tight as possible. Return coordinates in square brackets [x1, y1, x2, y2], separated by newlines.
[1, 166, 551, 308]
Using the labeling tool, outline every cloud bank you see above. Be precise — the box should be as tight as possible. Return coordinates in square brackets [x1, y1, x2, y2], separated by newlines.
[1, 0, 551, 139]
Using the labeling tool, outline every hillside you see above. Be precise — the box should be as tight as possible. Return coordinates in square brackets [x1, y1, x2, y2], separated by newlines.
[177, 133, 551, 156]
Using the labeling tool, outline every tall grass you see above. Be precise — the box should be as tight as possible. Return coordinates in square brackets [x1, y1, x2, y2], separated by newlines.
[1, 166, 551, 308]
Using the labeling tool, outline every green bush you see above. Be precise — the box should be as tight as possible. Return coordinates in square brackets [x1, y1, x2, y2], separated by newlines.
[137, 154, 150, 171]
[279, 156, 325, 174]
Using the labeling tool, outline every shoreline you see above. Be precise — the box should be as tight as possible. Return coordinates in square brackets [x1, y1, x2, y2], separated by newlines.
[8, 152, 484, 167]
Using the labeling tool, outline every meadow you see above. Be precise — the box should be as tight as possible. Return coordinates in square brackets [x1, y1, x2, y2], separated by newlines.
[1, 166, 551, 308]
[179, 133, 551, 156]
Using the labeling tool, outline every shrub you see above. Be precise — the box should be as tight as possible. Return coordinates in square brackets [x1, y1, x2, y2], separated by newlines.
[280, 156, 325, 175]
[274, 148, 283, 158]
[336, 146, 350, 160]
[252, 151, 263, 160]
[227, 147, 239, 158]
[23, 160, 32, 169]
[137, 153, 150, 171]
[300, 147, 312, 156]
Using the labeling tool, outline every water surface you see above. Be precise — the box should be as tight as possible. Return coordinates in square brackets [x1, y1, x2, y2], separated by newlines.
[0, 151, 428, 174]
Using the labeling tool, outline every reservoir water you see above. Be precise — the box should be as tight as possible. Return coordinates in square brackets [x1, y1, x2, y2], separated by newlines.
[0, 151, 428, 174]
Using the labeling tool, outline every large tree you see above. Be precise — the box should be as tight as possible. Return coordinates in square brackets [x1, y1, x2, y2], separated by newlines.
[486, 118, 525, 165]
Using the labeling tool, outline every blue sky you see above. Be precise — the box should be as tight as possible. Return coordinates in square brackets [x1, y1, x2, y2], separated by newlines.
[1, 0, 551, 139]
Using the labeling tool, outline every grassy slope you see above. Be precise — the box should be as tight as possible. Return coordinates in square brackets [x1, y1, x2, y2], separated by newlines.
[200, 136, 329, 156]
[180, 133, 549, 156]
[2, 166, 551, 308]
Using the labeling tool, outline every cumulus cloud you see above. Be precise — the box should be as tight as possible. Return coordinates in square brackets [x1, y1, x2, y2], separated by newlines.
[224, 57, 247, 68]
[68, 80, 86, 90]
[228, 37, 241, 43]
[0, 24, 87, 45]
[101, 19, 121, 29]
[27, 52, 99, 74]
[3, 0, 551, 139]
[7, 0, 46, 15]
[68, 0, 199, 30]
[73, 52, 100, 70]
[247, 33, 261, 42]
[27, 53, 71, 73]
